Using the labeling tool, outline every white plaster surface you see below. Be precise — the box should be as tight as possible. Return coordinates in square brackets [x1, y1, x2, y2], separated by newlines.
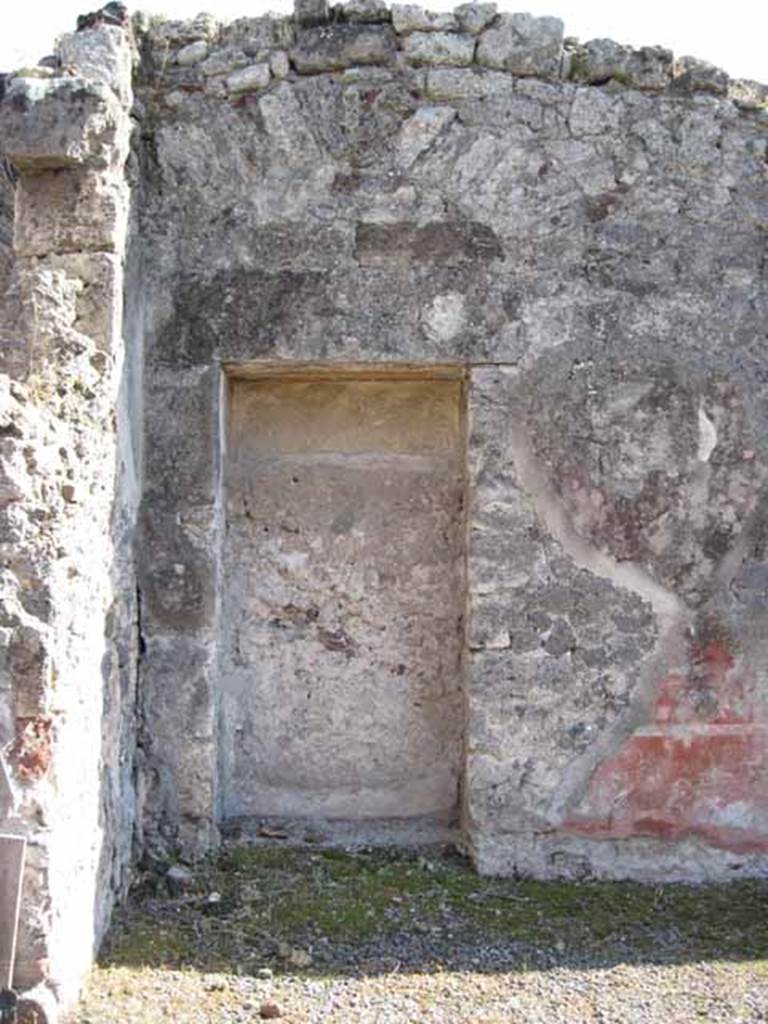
[220, 377, 466, 822]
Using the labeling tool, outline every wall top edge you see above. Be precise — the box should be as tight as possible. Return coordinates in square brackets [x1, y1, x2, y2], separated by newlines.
[2, 3, 764, 111]
[122, 1, 767, 99]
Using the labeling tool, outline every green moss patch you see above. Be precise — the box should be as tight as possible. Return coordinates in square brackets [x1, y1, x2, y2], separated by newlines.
[101, 845, 768, 976]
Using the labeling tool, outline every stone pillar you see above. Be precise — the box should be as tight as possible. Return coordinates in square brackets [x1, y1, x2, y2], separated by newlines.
[0, 24, 136, 1016]
[137, 358, 221, 858]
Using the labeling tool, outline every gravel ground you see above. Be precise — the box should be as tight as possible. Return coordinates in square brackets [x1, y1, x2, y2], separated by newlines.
[66, 844, 768, 1024]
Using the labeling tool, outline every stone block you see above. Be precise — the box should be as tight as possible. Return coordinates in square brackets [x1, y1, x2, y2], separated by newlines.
[200, 48, 249, 77]
[149, 13, 219, 46]
[57, 26, 132, 106]
[627, 50, 674, 90]
[226, 63, 271, 94]
[341, 0, 391, 23]
[425, 66, 515, 102]
[223, 15, 296, 52]
[290, 24, 397, 72]
[673, 55, 730, 96]
[269, 51, 291, 79]
[571, 39, 673, 91]
[454, 2, 497, 34]
[175, 41, 209, 66]
[477, 12, 563, 79]
[728, 78, 768, 110]
[154, 267, 334, 370]
[294, 0, 328, 28]
[402, 31, 476, 67]
[35, 252, 121, 343]
[14, 170, 126, 256]
[0, 77, 128, 172]
[391, 4, 458, 33]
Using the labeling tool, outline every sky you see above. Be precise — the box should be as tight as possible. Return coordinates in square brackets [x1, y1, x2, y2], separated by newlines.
[1, 0, 766, 83]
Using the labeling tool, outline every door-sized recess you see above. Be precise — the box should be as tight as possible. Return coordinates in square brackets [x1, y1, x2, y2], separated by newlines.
[220, 372, 466, 823]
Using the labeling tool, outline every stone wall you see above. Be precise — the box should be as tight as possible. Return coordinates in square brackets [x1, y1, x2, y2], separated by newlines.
[0, 1, 767, 1016]
[0, 24, 137, 1017]
[133, 0, 768, 883]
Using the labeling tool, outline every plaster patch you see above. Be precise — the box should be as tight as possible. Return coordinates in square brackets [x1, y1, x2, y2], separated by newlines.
[421, 292, 467, 345]
[697, 403, 718, 463]
[219, 375, 466, 822]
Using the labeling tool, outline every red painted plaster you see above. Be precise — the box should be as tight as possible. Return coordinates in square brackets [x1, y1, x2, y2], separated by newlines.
[9, 715, 53, 782]
[563, 633, 768, 853]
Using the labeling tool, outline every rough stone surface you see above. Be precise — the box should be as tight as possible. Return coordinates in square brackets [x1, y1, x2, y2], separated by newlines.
[58, 26, 132, 105]
[269, 51, 290, 80]
[673, 55, 730, 96]
[290, 25, 397, 73]
[175, 41, 209, 67]
[391, 4, 458, 32]
[454, 2, 497, 34]
[728, 78, 768, 110]
[402, 31, 476, 67]
[222, 16, 296, 54]
[341, 0, 391, 23]
[477, 12, 564, 78]
[2, 2, 768, 1017]
[571, 39, 673, 91]
[199, 48, 249, 78]
[0, 19, 137, 1020]
[149, 12, 219, 46]
[0, 76, 128, 171]
[295, 0, 329, 27]
[14, 170, 127, 255]
[226, 63, 271, 95]
[395, 104, 456, 169]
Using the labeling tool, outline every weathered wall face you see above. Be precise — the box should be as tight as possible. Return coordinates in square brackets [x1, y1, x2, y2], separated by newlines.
[0, 24, 138, 1015]
[2, 7, 768, 1013]
[221, 375, 465, 823]
[134, 1, 768, 883]
[466, 364, 768, 879]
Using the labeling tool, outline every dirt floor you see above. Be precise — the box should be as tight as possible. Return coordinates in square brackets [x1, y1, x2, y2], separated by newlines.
[66, 844, 768, 1023]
